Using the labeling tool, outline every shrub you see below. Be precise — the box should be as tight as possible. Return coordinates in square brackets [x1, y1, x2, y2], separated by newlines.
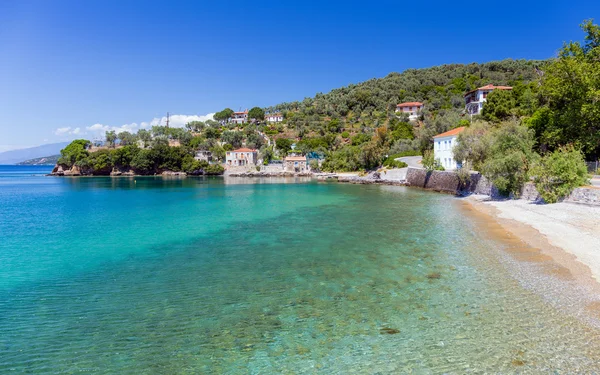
[205, 164, 225, 175]
[382, 154, 408, 168]
[532, 145, 589, 203]
[341, 131, 350, 139]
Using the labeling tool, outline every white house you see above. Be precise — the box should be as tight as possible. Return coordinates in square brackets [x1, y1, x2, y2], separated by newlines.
[464, 84, 512, 114]
[433, 126, 465, 170]
[225, 148, 258, 167]
[231, 110, 248, 125]
[396, 102, 423, 120]
[265, 112, 284, 123]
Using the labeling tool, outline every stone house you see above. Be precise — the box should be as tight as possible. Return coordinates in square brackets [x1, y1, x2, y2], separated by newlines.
[226, 148, 258, 167]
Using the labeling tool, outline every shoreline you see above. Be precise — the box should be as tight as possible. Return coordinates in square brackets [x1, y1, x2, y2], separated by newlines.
[461, 196, 600, 323]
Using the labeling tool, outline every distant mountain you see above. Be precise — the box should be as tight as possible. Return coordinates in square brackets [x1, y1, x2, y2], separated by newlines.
[16, 155, 60, 166]
[0, 142, 69, 165]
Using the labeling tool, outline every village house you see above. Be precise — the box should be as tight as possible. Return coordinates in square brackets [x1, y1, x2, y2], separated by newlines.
[464, 84, 513, 114]
[265, 113, 284, 123]
[433, 127, 465, 170]
[231, 110, 249, 125]
[284, 155, 309, 172]
[194, 150, 213, 163]
[226, 148, 258, 167]
[396, 102, 424, 120]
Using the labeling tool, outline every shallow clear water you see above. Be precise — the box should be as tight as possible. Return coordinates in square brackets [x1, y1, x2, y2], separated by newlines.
[1, 166, 600, 373]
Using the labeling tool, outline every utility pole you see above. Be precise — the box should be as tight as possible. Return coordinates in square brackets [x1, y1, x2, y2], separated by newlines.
[166, 112, 170, 128]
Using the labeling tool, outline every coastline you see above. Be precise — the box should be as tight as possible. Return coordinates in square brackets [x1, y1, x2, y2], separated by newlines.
[462, 195, 600, 291]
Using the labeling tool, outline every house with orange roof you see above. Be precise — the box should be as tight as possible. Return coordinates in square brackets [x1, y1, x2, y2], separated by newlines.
[231, 110, 249, 125]
[395, 102, 423, 120]
[433, 127, 466, 170]
[226, 147, 258, 166]
[464, 84, 513, 114]
[265, 112, 284, 123]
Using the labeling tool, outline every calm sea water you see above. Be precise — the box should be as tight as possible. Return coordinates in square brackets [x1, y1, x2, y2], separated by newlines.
[1, 165, 600, 373]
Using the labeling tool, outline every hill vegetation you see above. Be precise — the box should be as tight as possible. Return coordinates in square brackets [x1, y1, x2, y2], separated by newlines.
[57, 19, 597, 199]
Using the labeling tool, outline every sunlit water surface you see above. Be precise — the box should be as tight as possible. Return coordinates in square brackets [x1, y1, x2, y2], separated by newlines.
[1, 165, 600, 373]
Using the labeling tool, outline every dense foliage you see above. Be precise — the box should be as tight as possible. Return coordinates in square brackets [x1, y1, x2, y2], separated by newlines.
[452, 20, 597, 199]
[532, 146, 590, 203]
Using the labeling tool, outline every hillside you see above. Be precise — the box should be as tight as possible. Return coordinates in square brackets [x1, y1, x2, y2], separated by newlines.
[0, 142, 69, 165]
[16, 155, 60, 165]
[264, 59, 546, 142]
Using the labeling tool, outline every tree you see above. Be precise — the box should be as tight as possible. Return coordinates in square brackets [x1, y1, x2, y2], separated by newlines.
[275, 138, 293, 156]
[214, 108, 234, 123]
[481, 121, 538, 196]
[221, 130, 244, 148]
[246, 132, 264, 150]
[204, 127, 221, 139]
[58, 139, 90, 167]
[111, 145, 139, 169]
[359, 140, 385, 170]
[453, 121, 492, 171]
[536, 19, 600, 158]
[248, 107, 265, 123]
[481, 89, 516, 122]
[151, 135, 169, 148]
[105, 130, 117, 147]
[137, 129, 152, 148]
[118, 131, 137, 146]
[185, 121, 205, 132]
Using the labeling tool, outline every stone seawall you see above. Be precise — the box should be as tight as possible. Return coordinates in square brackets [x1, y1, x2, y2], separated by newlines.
[405, 168, 497, 196]
[404, 167, 600, 205]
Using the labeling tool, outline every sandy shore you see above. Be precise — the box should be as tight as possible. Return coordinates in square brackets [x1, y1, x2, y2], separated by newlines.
[465, 196, 600, 285]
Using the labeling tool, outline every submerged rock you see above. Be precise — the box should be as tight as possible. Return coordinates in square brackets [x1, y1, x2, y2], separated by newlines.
[379, 327, 400, 335]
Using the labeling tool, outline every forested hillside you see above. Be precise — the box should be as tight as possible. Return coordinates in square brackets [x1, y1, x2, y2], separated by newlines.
[259, 59, 546, 170]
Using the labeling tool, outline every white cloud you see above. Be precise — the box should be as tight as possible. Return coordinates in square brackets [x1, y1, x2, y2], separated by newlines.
[55, 127, 73, 135]
[53, 113, 215, 141]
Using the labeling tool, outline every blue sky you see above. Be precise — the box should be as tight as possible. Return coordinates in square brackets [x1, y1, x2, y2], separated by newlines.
[0, 0, 598, 151]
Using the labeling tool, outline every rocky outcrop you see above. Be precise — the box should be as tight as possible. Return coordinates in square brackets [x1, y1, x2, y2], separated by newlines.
[50, 164, 86, 176]
[161, 171, 187, 177]
[110, 168, 136, 176]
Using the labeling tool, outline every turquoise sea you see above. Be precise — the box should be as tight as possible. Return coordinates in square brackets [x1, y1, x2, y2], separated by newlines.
[2, 165, 600, 373]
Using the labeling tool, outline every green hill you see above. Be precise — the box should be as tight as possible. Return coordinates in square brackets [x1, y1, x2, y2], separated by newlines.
[16, 155, 60, 165]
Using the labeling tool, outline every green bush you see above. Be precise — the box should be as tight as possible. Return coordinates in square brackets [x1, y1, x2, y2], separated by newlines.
[382, 154, 408, 168]
[341, 131, 350, 139]
[205, 164, 225, 175]
[532, 145, 590, 203]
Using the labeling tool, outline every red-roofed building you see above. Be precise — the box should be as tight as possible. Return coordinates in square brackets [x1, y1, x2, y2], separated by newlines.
[433, 127, 466, 170]
[231, 110, 249, 125]
[396, 102, 424, 120]
[464, 84, 513, 114]
[226, 147, 258, 166]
